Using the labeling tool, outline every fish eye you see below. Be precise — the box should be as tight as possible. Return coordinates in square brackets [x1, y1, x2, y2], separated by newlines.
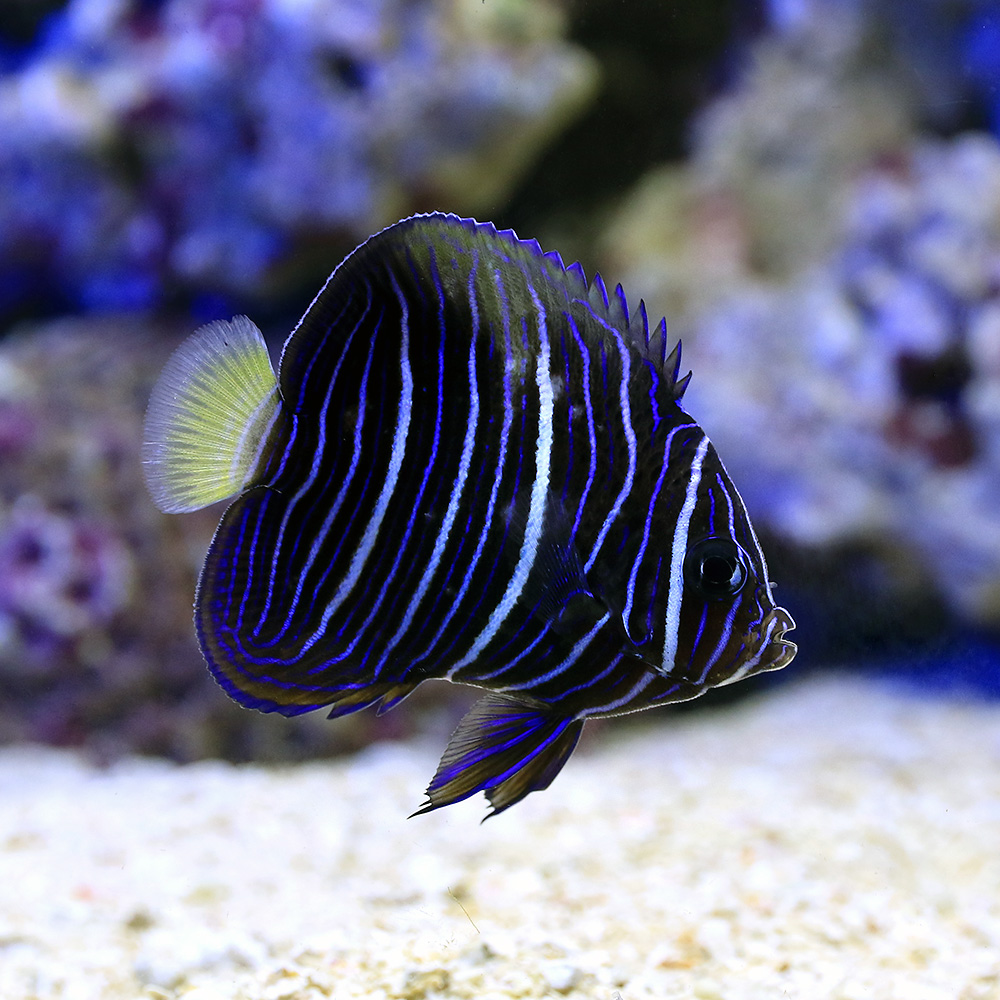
[683, 537, 749, 600]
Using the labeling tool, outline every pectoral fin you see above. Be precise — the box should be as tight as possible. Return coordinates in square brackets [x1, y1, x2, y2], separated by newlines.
[515, 490, 608, 636]
[411, 695, 583, 819]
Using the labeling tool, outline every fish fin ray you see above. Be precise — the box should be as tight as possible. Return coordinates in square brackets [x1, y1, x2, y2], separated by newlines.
[612, 282, 630, 328]
[566, 260, 588, 289]
[638, 299, 650, 347]
[143, 317, 287, 512]
[411, 696, 579, 816]
[652, 319, 672, 371]
[375, 682, 419, 716]
[325, 681, 418, 719]
[484, 719, 583, 817]
[580, 271, 685, 397]
[589, 271, 610, 310]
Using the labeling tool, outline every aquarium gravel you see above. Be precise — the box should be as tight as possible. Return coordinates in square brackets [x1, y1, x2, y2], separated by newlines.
[0, 674, 998, 1000]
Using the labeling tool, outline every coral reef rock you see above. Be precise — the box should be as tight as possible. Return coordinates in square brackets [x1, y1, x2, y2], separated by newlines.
[601, 7, 1000, 632]
[0, 0, 596, 315]
[685, 134, 1000, 629]
[601, 2, 915, 326]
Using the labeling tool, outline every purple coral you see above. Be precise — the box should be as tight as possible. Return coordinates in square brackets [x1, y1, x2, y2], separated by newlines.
[0, 500, 134, 662]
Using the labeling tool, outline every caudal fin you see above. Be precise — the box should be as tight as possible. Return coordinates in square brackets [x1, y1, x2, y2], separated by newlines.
[143, 316, 288, 513]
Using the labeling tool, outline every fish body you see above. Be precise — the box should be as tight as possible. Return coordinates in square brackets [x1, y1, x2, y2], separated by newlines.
[143, 213, 796, 817]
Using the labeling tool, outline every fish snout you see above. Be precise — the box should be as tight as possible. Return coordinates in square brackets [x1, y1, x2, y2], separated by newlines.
[756, 606, 797, 673]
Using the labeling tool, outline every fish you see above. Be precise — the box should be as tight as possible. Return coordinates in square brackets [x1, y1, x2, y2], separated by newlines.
[143, 212, 797, 818]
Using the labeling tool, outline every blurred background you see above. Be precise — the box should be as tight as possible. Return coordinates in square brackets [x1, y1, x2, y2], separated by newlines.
[1, 0, 998, 764]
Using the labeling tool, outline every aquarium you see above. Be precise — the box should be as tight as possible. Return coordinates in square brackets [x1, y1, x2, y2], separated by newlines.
[0, 1, 998, 998]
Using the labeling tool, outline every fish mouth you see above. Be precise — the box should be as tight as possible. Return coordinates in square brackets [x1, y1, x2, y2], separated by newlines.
[756, 607, 797, 673]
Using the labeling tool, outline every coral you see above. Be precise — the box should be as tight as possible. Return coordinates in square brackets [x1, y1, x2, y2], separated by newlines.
[0, 0, 596, 318]
[0, 318, 455, 761]
[600, 3, 916, 326]
[600, 0, 1000, 326]
[759, 0, 1000, 134]
[683, 135, 1000, 629]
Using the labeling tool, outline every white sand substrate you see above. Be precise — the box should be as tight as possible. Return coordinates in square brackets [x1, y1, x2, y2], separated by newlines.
[1, 673, 998, 1000]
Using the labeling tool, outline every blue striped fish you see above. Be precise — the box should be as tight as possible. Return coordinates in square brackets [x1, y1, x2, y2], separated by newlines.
[143, 213, 796, 817]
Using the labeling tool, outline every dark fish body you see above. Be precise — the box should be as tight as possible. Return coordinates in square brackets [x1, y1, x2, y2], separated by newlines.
[143, 214, 796, 817]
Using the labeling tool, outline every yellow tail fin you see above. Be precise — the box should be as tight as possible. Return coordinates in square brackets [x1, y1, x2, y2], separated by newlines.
[143, 316, 287, 513]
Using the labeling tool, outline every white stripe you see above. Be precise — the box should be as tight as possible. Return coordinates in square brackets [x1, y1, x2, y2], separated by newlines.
[449, 283, 554, 672]
[497, 611, 611, 691]
[578, 658, 654, 716]
[374, 260, 482, 677]
[660, 434, 710, 675]
[718, 473, 736, 539]
[584, 330, 637, 574]
[299, 271, 414, 653]
[427, 269, 514, 676]
[716, 612, 780, 687]
[254, 294, 371, 638]
[621, 422, 696, 640]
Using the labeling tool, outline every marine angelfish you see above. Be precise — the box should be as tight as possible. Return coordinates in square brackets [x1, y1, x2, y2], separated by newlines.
[143, 213, 797, 817]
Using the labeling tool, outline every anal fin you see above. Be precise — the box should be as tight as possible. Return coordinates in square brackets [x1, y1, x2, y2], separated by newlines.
[375, 682, 418, 716]
[411, 695, 583, 819]
[484, 719, 583, 815]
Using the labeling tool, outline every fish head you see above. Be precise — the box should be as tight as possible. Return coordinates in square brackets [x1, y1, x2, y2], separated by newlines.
[672, 532, 797, 689]
[657, 445, 797, 690]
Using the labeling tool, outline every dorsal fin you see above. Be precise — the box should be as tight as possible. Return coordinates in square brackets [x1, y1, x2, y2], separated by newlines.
[279, 212, 691, 401]
[143, 317, 289, 513]
[566, 260, 588, 290]
[612, 282, 630, 328]
[638, 300, 650, 348]
[589, 271, 610, 311]
[581, 272, 689, 398]
[663, 337, 691, 400]
[543, 248, 565, 269]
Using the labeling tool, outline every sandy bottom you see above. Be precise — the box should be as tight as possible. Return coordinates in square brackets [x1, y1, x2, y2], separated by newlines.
[0, 674, 998, 1000]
